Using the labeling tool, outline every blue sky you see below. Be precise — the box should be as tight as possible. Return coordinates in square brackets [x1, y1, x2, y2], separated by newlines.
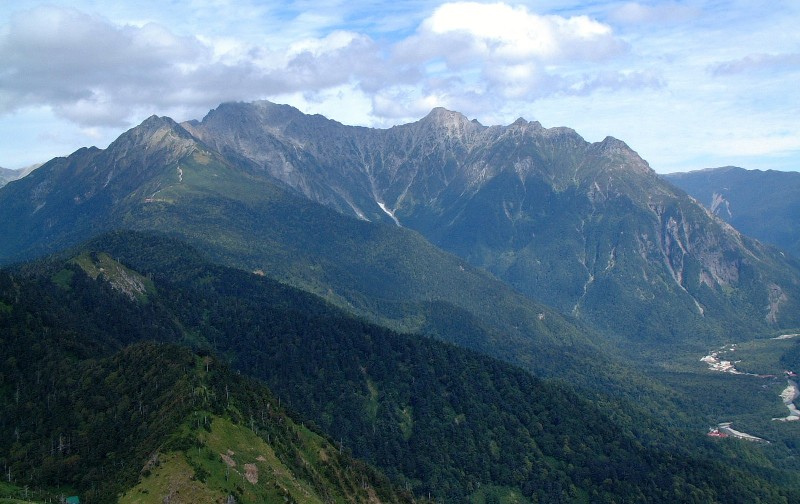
[1, 1, 798, 173]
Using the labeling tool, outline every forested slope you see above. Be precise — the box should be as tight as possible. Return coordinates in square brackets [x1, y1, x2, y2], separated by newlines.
[0, 266, 416, 503]
[2, 231, 797, 502]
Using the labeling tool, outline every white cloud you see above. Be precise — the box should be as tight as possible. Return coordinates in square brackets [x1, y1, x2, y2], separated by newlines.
[270, 83, 375, 127]
[0, 2, 631, 129]
[566, 70, 665, 95]
[288, 31, 364, 58]
[711, 134, 800, 158]
[710, 52, 800, 76]
[389, 2, 630, 106]
[421, 2, 618, 61]
[399, 2, 624, 66]
[0, 6, 210, 124]
[0, 5, 387, 128]
[371, 88, 453, 121]
[609, 2, 699, 25]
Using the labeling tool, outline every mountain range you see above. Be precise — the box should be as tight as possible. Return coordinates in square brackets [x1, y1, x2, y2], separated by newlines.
[664, 166, 800, 258]
[3, 101, 798, 350]
[2, 101, 800, 502]
[182, 102, 800, 348]
[0, 164, 38, 189]
[0, 166, 22, 188]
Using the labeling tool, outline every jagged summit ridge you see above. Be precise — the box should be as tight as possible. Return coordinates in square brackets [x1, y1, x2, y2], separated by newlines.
[179, 101, 800, 336]
[183, 101, 659, 221]
[2, 100, 799, 345]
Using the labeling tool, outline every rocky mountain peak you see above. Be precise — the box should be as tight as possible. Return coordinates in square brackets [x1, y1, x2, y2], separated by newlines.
[590, 135, 655, 179]
[112, 115, 192, 150]
[121, 116, 192, 150]
[423, 106, 470, 123]
[597, 135, 628, 152]
[248, 100, 310, 130]
[418, 107, 480, 138]
[186, 100, 343, 153]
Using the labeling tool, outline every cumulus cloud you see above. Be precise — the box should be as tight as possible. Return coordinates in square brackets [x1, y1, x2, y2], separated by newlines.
[391, 2, 628, 105]
[419, 2, 621, 62]
[0, 2, 636, 130]
[0, 6, 384, 127]
[0, 7, 209, 124]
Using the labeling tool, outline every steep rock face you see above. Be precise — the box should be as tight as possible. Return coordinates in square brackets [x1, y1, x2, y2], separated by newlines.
[664, 166, 800, 258]
[184, 101, 383, 221]
[185, 101, 800, 342]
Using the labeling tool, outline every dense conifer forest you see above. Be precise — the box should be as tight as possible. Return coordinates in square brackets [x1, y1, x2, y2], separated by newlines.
[2, 231, 798, 502]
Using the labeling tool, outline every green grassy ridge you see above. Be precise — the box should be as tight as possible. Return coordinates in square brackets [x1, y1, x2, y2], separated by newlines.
[121, 414, 391, 504]
[0, 321, 414, 504]
[117, 361, 415, 504]
[72, 251, 156, 303]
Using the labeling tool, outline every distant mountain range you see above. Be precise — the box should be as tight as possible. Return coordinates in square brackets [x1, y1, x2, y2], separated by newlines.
[0, 166, 21, 187]
[0, 164, 38, 188]
[664, 166, 800, 258]
[2, 101, 800, 502]
[2, 102, 798, 351]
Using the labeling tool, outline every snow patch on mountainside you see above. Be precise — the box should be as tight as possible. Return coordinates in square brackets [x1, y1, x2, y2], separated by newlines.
[377, 201, 401, 226]
[710, 192, 732, 218]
